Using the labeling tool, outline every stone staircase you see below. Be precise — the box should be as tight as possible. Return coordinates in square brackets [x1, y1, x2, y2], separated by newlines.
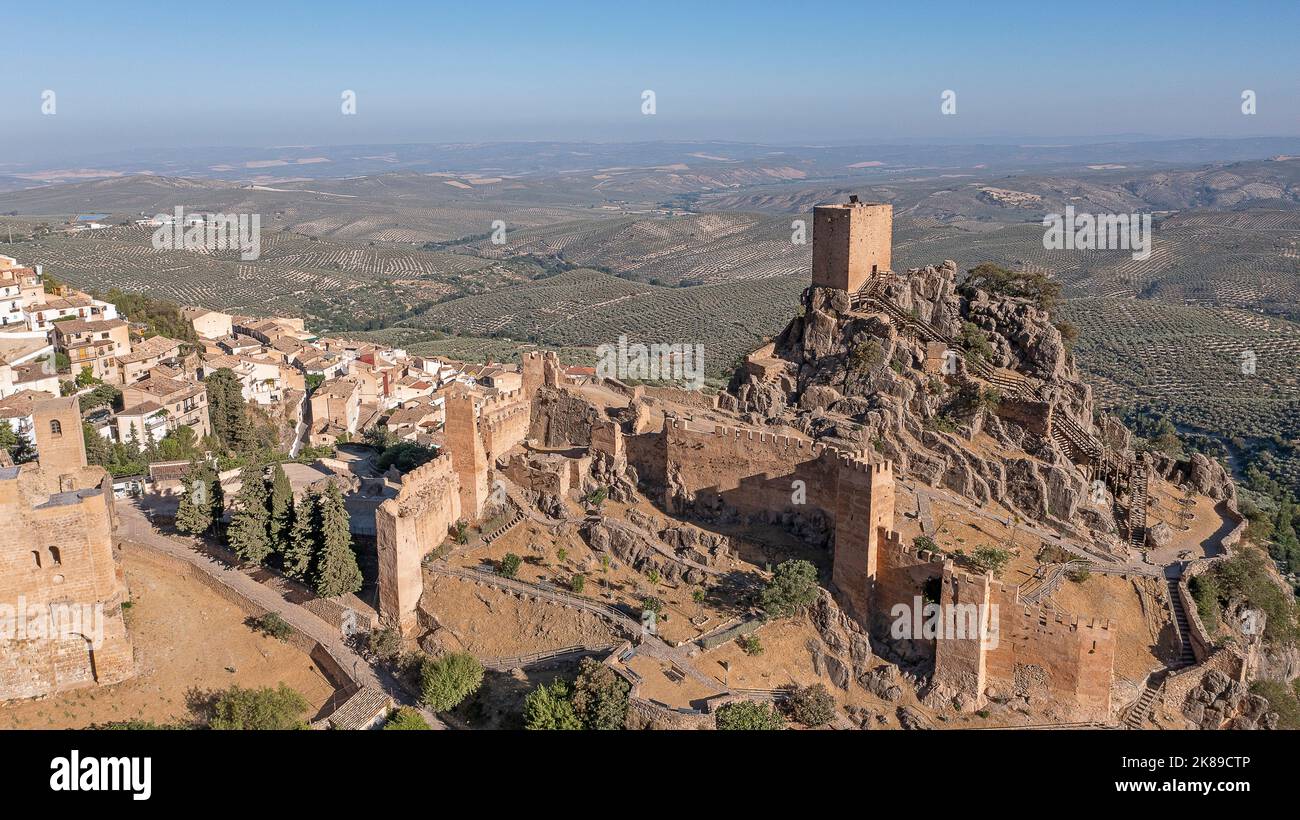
[1128, 463, 1149, 549]
[1123, 677, 1164, 729]
[1166, 578, 1197, 668]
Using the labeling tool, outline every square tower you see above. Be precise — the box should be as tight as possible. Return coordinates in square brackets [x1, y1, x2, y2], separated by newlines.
[32, 396, 87, 475]
[811, 201, 892, 292]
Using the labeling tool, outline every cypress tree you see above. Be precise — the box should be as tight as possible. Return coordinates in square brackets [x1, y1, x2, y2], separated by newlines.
[312, 481, 362, 597]
[228, 465, 273, 565]
[175, 461, 213, 535]
[283, 490, 318, 583]
[268, 463, 294, 554]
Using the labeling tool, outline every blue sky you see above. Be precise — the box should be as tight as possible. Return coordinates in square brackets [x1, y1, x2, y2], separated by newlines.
[3, 0, 1298, 162]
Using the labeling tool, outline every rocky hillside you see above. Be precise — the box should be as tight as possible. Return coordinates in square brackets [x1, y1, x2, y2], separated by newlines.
[726, 262, 1118, 538]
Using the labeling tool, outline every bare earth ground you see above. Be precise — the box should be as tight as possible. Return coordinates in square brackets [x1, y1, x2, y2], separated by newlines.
[450, 516, 761, 647]
[0, 548, 337, 729]
[420, 574, 618, 657]
[1052, 574, 1174, 683]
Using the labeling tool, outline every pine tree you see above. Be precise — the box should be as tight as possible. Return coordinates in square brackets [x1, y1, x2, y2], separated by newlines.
[283, 490, 318, 583]
[6, 430, 37, 464]
[227, 466, 273, 565]
[268, 463, 294, 554]
[175, 461, 214, 534]
[312, 481, 362, 598]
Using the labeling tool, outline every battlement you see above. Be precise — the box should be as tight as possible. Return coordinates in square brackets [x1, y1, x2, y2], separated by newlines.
[836, 453, 894, 478]
[392, 454, 457, 504]
[481, 387, 525, 414]
[1012, 607, 1115, 633]
[879, 529, 948, 566]
[948, 568, 1020, 606]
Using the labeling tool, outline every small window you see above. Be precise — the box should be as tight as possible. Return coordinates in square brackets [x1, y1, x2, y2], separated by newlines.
[49, 547, 61, 566]
[49, 419, 63, 437]
[32, 551, 41, 569]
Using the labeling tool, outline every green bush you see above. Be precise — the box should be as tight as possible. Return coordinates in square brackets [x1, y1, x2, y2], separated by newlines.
[420, 652, 484, 712]
[383, 707, 431, 730]
[497, 553, 522, 578]
[255, 613, 293, 641]
[208, 684, 309, 730]
[715, 700, 785, 730]
[523, 680, 582, 730]
[760, 559, 819, 619]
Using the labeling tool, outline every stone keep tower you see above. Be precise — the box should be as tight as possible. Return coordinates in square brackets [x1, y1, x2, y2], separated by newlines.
[33, 396, 87, 477]
[811, 200, 892, 293]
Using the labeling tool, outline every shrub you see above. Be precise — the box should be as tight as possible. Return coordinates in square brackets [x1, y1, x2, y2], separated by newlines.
[570, 574, 586, 594]
[523, 680, 582, 730]
[715, 700, 785, 730]
[571, 657, 629, 730]
[208, 684, 309, 730]
[368, 626, 402, 662]
[760, 559, 819, 619]
[254, 612, 293, 641]
[970, 546, 1011, 577]
[420, 652, 484, 712]
[383, 707, 430, 730]
[739, 634, 764, 656]
[497, 553, 522, 578]
[788, 684, 835, 727]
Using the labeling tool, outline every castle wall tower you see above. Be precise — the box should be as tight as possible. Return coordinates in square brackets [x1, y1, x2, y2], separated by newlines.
[375, 456, 462, 636]
[444, 388, 488, 520]
[830, 456, 895, 625]
[32, 396, 87, 476]
[933, 569, 994, 711]
[522, 350, 559, 397]
[811, 201, 892, 292]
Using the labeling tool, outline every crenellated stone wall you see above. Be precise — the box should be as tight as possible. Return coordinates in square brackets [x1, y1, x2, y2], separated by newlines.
[375, 456, 462, 635]
[933, 568, 1117, 718]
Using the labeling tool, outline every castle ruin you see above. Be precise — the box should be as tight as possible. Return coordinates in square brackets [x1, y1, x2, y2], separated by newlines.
[0, 396, 135, 701]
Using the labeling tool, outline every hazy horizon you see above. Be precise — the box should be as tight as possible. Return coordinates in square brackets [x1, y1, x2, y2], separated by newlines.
[3, 0, 1299, 166]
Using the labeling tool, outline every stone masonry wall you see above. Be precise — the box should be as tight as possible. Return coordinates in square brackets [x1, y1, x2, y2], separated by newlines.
[375, 456, 462, 635]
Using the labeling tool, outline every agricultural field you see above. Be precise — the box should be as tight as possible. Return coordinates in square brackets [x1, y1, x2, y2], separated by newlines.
[462, 211, 810, 286]
[407, 267, 804, 379]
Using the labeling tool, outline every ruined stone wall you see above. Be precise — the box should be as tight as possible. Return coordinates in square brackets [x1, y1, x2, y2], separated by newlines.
[375, 456, 461, 636]
[639, 385, 717, 410]
[871, 531, 948, 634]
[662, 417, 841, 522]
[0, 466, 133, 701]
[444, 390, 487, 520]
[529, 386, 598, 447]
[480, 388, 530, 464]
[934, 568, 1116, 717]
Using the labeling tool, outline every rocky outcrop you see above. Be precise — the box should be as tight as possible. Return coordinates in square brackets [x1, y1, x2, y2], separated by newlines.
[1182, 668, 1280, 729]
[727, 261, 1118, 537]
[529, 386, 599, 447]
[581, 515, 718, 587]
